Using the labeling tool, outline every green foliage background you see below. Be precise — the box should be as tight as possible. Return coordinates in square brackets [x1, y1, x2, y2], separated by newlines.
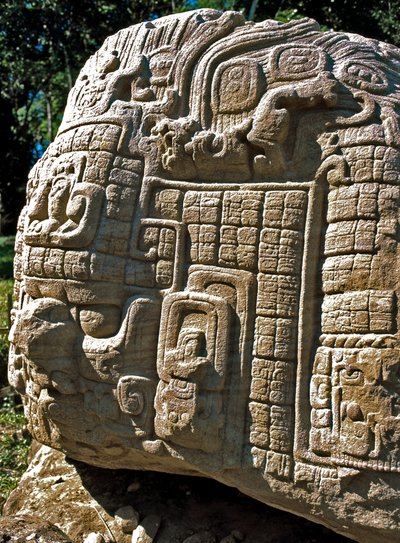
[0, 0, 399, 235]
[0, 272, 27, 509]
[0, 394, 30, 507]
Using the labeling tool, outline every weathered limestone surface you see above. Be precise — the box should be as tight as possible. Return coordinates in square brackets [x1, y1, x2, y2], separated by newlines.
[8, 9, 400, 542]
[0, 513, 73, 542]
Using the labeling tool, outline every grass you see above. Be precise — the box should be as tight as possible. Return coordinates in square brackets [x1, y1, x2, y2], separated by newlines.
[0, 251, 31, 511]
[0, 395, 30, 510]
[0, 318, 30, 511]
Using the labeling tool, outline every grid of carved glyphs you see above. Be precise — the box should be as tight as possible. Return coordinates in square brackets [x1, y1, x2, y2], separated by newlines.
[9, 10, 400, 491]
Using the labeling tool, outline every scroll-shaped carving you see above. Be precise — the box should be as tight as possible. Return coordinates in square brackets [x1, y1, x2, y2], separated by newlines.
[9, 9, 400, 542]
[117, 376, 155, 437]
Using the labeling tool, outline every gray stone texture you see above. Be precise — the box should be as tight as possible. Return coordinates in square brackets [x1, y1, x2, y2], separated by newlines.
[8, 9, 400, 542]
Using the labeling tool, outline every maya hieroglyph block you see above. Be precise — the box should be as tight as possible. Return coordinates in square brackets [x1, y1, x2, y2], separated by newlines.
[9, 10, 400, 542]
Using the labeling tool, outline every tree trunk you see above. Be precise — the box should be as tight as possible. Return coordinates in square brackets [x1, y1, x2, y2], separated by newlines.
[46, 95, 53, 142]
[248, 0, 259, 21]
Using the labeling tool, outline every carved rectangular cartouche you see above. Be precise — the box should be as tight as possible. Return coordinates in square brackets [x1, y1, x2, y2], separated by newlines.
[9, 9, 400, 543]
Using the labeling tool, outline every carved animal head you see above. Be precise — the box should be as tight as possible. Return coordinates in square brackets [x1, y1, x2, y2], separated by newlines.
[9, 9, 400, 540]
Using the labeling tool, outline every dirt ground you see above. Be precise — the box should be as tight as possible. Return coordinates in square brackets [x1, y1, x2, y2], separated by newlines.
[2, 444, 353, 543]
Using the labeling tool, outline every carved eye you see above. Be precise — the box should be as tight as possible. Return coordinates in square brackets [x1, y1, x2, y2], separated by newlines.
[339, 61, 388, 93]
[270, 45, 325, 81]
[34, 301, 70, 324]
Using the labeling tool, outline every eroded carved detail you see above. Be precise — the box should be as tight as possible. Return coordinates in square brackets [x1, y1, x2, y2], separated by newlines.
[9, 9, 400, 541]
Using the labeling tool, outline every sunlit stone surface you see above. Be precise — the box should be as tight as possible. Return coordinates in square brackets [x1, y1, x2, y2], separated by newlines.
[9, 10, 400, 542]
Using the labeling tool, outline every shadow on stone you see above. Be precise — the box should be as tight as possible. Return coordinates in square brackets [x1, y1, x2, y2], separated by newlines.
[3, 444, 353, 543]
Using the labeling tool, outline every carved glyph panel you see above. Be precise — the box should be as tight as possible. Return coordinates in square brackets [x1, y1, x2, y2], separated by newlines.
[9, 9, 400, 542]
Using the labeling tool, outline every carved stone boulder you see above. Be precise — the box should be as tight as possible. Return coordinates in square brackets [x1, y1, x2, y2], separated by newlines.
[9, 9, 400, 542]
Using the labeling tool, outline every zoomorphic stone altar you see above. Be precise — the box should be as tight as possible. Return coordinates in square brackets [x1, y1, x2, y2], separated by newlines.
[9, 9, 400, 542]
